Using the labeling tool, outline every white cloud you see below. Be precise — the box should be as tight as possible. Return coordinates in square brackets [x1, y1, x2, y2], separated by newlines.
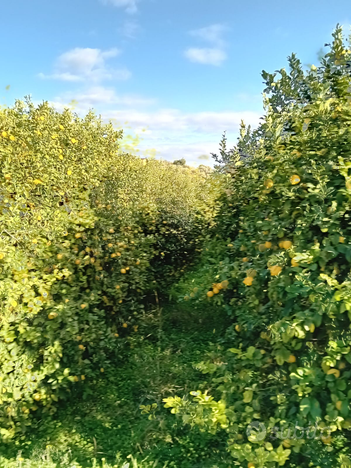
[100, 0, 139, 14]
[39, 47, 131, 82]
[189, 24, 229, 48]
[184, 48, 227, 66]
[119, 20, 141, 39]
[51, 86, 157, 109]
[45, 89, 263, 166]
[185, 23, 229, 66]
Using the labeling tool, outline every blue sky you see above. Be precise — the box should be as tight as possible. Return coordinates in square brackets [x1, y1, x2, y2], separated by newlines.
[1, 0, 351, 165]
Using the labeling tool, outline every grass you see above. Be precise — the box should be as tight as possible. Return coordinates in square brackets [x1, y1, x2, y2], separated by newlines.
[0, 298, 232, 468]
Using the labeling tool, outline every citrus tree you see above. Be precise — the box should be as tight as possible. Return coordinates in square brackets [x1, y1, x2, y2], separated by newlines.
[165, 25, 351, 468]
[0, 97, 220, 439]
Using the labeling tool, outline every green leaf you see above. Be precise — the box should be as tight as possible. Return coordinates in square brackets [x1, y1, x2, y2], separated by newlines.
[300, 397, 311, 416]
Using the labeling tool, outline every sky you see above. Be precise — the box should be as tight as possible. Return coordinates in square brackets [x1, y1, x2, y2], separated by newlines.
[1, 0, 351, 165]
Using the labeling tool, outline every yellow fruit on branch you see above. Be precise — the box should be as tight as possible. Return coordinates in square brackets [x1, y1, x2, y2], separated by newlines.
[281, 240, 292, 249]
[243, 257, 249, 262]
[269, 265, 282, 276]
[243, 276, 254, 286]
[264, 241, 272, 249]
[207, 291, 214, 297]
[213, 287, 219, 294]
[121, 269, 126, 274]
[287, 355, 296, 363]
[264, 179, 274, 189]
[290, 174, 301, 185]
[235, 324, 241, 332]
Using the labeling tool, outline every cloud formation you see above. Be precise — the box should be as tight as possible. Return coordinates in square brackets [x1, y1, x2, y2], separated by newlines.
[119, 20, 141, 39]
[47, 91, 262, 165]
[100, 0, 139, 14]
[188, 24, 229, 48]
[184, 48, 226, 66]
[38, 47, 131, 82]
[52, 86, 157, 108]
[184, 23, 229, 66]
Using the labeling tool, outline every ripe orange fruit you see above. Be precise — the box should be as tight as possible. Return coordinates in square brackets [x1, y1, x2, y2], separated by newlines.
[264, 179, 274, 188]
[243, 257, 249, 262]
[213, 287, 219, 294]
[269, 265, 282, 276]
[207, 291, 214, 297]
[121, 269, 126, 274]
[243, 277, 254, 286]
[290, 174, 301, 185]
[264, 241, 272, 249]
[287, 355, 296, 363]
[122, 323, 128, 328]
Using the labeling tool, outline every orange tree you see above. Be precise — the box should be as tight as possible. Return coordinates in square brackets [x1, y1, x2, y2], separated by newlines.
[165, 26, 351, 467]
[0, 97, 220, 439]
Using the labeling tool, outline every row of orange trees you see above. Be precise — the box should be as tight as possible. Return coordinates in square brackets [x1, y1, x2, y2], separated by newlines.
[166, 25, 351, 468]
[0, 97, 222, 439]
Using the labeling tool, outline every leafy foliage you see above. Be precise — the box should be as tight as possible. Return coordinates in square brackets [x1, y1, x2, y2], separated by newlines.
[165, 25, 351, 467]
[0, 97, 220, 438]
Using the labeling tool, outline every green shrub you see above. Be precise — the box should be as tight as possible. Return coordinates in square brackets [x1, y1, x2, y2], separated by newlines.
[0, 97, 220, 438]
[165, 26, 351, 467]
